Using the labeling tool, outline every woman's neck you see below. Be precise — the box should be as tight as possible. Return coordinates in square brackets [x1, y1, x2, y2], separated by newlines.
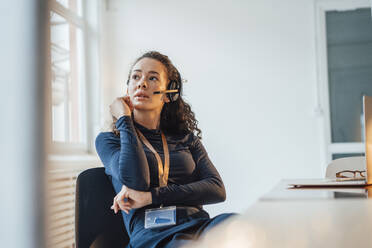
[133, 109, 161, 130]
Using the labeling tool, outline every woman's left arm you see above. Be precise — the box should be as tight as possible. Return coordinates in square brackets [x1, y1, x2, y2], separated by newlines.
[150, 135, 226, 206]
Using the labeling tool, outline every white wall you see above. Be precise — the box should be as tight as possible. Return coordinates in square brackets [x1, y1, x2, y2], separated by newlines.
[100, 0, 324, 216]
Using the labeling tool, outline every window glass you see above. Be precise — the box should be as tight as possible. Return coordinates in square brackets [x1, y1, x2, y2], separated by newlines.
[332, 153, 365, 160]
[50, 11, 85, 143]
[326, 8, 372, 143]
[56, 0, 83, 16]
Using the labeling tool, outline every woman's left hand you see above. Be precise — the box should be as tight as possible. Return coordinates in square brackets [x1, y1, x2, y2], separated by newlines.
[111, 185, 152, 214]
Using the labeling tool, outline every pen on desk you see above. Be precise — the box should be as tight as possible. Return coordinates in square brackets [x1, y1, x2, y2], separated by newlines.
[153, 89, 178, 95]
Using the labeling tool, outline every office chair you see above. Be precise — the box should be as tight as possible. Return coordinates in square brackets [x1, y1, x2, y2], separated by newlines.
[325, 156, 365, 178]
[75, 167, 129, 248]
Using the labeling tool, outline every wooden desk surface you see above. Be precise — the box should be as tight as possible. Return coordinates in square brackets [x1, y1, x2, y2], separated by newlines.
[187, 180, 372, 248]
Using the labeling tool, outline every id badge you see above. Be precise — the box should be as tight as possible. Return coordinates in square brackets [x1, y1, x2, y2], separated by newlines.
[144, 206, 176, 229]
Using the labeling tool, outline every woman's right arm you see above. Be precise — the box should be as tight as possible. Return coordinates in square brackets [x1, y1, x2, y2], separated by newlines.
[95, 115, 150, 191]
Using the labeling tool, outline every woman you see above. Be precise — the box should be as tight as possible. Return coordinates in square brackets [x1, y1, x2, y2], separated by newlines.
[95, 51, 235, 248]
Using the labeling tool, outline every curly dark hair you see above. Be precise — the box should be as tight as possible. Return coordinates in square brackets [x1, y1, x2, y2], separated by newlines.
[111, 51, 202, 139]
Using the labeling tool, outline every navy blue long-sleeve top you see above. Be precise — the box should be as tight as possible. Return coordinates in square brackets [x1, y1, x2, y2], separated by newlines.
[95, 115, 226, 235]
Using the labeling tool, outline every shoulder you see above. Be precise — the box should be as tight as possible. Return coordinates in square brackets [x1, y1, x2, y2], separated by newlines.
[95, 131, 120, 148]
[96, 131, 118, 139]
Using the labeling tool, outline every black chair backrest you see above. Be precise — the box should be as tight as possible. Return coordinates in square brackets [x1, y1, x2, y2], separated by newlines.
[75, 167, 129, 248]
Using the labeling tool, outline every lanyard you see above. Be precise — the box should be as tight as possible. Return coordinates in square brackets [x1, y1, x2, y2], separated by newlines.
[136, 128, 170, 187]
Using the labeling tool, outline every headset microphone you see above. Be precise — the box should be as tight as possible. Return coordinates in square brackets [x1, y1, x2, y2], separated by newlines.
[153, 89, 178, 95]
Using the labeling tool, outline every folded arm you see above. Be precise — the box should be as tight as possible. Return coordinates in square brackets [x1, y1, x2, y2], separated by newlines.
[95, 115, 150, 191]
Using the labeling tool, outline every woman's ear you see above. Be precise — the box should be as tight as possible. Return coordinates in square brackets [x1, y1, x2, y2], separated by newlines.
[126, 88, 129, 95]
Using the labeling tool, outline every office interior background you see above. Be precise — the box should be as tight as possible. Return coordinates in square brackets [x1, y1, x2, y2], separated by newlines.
[1, 0, 372, 247]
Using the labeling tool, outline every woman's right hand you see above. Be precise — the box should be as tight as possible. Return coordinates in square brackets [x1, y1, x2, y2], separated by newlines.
[111, 185, 152, 214]
[109, 95, 133, 119]
[111, 187, 131, 214]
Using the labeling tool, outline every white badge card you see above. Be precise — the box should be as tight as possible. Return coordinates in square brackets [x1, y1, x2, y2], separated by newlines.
[144, 206, 176, 229]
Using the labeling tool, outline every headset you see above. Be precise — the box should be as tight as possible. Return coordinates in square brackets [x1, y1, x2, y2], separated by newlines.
[127, 71, 182, 103]
[166, 79, 181, 103]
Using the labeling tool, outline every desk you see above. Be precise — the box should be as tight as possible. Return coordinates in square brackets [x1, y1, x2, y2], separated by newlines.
[261, 179, 370, 201]
[188, 180, 372, 248]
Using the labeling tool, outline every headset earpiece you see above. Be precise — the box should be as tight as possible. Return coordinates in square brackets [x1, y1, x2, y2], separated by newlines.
[166, 80, 181, 102]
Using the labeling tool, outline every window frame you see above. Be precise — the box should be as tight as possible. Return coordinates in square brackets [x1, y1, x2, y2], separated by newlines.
[314, 0, 371, 172]
[47, 0, 101, 157]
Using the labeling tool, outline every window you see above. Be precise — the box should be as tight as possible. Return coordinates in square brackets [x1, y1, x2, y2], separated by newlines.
[327, 8, 372, 145]
[315, 0, 372, 169]
[49, 0, 87, 150]
[46, 1, 102, 247]
[55, 0, 83, 16]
